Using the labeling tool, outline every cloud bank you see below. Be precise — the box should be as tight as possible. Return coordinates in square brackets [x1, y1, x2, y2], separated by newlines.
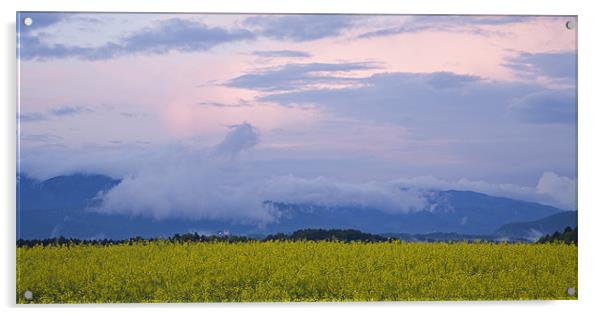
[20, 122, 576, 224]
[32, 123, 571, 224]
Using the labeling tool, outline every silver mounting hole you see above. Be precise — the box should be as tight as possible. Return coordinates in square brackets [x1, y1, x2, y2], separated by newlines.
[23, 290, 33, 300]
[567, 287, 576, 296]
[23, 17, 33, 26]
[565, 21, 575, 30]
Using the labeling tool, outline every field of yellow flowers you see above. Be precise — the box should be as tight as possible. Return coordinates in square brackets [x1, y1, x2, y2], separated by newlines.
[16, 241, 577, 303]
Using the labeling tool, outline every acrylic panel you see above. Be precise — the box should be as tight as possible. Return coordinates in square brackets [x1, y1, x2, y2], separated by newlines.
[16, 12, 577, 303]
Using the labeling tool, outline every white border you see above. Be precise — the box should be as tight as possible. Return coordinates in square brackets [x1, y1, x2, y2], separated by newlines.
[2, 0, 601, 315]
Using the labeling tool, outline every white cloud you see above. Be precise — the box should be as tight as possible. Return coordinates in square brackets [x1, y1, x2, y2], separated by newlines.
[94, 123, 427, 223]
[94, 123, 268, 222]
[211, 122, 259, 158]
[389, 173, 576, 210]
[261, 175, 427, 214]
[536, 171, 577, 209]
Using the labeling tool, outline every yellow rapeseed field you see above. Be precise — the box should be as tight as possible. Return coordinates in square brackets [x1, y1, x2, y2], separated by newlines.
[16, 241, 577, 303]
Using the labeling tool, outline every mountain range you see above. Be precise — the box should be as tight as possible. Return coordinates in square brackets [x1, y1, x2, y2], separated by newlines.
[17, 173, 576, 241]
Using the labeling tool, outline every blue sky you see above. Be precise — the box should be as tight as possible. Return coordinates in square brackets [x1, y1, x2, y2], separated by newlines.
[17, 13, 577, 222]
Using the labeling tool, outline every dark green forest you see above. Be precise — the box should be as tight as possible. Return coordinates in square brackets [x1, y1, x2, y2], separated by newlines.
[537, 226, 578, 244]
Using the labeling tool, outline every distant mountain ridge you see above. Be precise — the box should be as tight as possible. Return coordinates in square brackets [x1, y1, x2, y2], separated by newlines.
[494, 211, 577, 241]
[17, 173, 570, 240]
[266, 189, 562, 236]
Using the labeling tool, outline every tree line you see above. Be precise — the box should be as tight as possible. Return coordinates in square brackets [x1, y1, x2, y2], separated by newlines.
[16, 233, 253, 247]
[17, 227, 578, 247]
[17, 229, 391, 247]
[537, 226, 578, 244]
[264, 228, 391, 242]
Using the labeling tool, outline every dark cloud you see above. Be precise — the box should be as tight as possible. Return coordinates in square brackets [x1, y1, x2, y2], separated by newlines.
[50, 106, 92, 116]
[19, 35, 82, 60]
[18, 12, 67, 33]
[252, 70, 575, 185]
[19, 112, 47, 122]
[257, 70, 571, 128]
[357, 15, 531, 39]
[244, 15, 358, 41]
[212, 123, 259, 158]
[227, 60, 576, 128]
[226, 62, 379, 92]
[251, 50, 312, 58]
[120, 19, 255, 54]
[508, 90, 576, 124]
[19, 18, 256, 61]
[457, 16, 532, 25]
[120, 112, 136, 118]
[504, 52, 577, 82]
[20, 133, 62, 142]
[19, 106, 93, 123]
[426, 72, 481, 89]
[358, 26, 422, 39]
[198, 99, 254, 108]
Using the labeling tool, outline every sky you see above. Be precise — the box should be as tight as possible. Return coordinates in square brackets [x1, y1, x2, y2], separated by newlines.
[17, 13, 577, 223]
